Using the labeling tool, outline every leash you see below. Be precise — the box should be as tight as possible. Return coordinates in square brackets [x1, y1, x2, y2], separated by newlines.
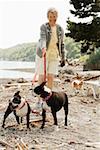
[43, 92, 52, 102]
[43, 49, 46, 82]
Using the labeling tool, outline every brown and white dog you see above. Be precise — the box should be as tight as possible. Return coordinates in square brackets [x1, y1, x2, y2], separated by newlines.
[71, 73, 83, 95]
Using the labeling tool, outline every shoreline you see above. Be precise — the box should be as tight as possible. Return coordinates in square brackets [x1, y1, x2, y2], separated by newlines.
[0, 68, 35, 80]
[0, 68, 35, 73]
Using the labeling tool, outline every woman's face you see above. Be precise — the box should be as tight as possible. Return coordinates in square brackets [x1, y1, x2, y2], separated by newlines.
[48, 12, 58, 26]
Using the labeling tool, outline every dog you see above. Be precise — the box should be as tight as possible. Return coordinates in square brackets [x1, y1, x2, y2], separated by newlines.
[34, 82, 68, 129]
[71, 73, 83, 94]
[2, 91, 31, 129]
[72, 79, 83, 90]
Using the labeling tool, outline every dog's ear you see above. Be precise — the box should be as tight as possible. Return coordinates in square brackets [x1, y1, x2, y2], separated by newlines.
[40, 81, 46, 87]
[14, 91, 20, 96]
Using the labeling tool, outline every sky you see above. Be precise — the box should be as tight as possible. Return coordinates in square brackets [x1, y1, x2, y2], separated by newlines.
[0, 0, 72, 48]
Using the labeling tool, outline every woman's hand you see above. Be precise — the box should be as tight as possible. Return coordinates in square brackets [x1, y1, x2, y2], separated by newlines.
[42, 48, 46, 57]
[60, 59, 65, 67]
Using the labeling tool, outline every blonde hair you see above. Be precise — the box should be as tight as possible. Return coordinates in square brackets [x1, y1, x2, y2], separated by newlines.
[47, 8, 58, 18]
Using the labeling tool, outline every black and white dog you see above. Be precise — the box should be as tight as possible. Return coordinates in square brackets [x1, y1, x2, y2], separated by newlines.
[34, 82, 68, 129]
[2, 91, 31, 129]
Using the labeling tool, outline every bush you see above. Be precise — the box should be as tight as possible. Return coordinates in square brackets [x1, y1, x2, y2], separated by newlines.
[83, 48, 100, 70]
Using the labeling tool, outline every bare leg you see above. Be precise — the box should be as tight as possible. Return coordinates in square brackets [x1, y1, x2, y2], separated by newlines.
[38, 74, 45, 84]
[47, 74, 54, 89]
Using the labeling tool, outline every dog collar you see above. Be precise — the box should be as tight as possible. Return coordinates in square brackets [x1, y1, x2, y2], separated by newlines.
[43, 92, 52, 101]
[16, 98, 26, 110]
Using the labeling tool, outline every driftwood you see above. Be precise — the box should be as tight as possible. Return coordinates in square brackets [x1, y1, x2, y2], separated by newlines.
[0, 82, 32, 90]
[85, 142, 100, 148]
[19, 138, 28, 150]
[4, 118, 42, 129]
[68, 141, 100, 148]
[5, 124, 18, 129]
[0, 140, 14, 148]
[15, 143, 23, 150]
[84, 75, 100, 81]
[15, 139, 28, 150]
[72, 73, 100, 81]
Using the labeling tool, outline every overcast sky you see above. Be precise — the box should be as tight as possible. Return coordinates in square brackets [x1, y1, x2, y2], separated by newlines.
[0, 0, 73, 48]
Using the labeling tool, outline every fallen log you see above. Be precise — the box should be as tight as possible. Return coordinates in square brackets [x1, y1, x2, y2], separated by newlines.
[0, 82, 32, 90]
[20, 138, 28, 150]
[15, 143, 23, 150]
[1, 82, 32, 87]
[5, 118, 42, 129]
[85, 142, 100, 148]
[15, 137, 29, 150]
[84, 75, 100, 81]
[0, 140, 14, 148]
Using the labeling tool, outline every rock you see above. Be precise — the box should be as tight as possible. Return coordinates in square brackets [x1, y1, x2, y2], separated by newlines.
[17, 78, 27, 83]
[64, 79, 71, 82]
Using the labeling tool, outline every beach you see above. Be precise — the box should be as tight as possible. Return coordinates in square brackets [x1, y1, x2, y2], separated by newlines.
[0, 64, 100, 150]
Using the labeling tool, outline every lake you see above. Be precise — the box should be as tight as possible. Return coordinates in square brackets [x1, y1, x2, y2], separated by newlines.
[0, 61, 35, 79]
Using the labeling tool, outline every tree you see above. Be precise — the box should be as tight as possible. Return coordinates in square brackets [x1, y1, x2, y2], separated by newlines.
[65, 0, 100, 54]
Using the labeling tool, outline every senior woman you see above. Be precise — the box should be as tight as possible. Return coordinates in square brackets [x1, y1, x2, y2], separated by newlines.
[35, 8, 65, 89]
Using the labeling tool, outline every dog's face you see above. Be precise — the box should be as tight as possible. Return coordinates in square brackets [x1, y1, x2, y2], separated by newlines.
[34, 82, 51, 98]
[11, 91, 21, 105]
[72, 80, 83, 90]
[34, 82, 45, 95]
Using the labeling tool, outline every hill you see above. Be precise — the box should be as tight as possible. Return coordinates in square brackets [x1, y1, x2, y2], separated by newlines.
[0, 42, 37, 61]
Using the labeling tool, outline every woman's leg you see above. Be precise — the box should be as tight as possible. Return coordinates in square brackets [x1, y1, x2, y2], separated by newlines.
[47, 73, 54, 89]
[38, 73, 54, 89]
[38, 74, 45, 84]
[35, 55, 45, 85]
[37, 74, 44, 103]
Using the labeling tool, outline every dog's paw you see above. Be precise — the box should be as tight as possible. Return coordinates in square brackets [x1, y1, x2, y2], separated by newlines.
[25, 127, 31, 132]
[65, 123, 68, 126]
[40, 126, 44, 129]
[1, 125, 4, 128]
[54, 125, 59, 132]
[64, 126, 68, 129]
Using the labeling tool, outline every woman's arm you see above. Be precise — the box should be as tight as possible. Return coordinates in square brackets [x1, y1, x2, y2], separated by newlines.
[36, 24, 46, 58]
[40, 24, 47, 50]
[60, 27, 65, 60]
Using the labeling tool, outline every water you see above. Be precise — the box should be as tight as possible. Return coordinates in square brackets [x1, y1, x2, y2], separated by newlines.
[0, 61, 35, 69]
[0, 61, 35, 79]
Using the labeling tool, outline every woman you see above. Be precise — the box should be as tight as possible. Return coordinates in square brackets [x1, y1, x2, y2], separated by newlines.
[35, 8, 65, 89]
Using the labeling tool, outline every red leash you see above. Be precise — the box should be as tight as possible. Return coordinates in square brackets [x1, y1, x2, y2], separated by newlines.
[43, 52, 46, 82]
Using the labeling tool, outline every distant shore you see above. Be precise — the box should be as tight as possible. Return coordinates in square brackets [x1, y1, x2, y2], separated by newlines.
[2, 68, 35, 73]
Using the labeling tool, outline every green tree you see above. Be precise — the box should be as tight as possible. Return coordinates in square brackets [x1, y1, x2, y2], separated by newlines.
[64, 37, 81, 59]
[65, 0, 100, 54]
